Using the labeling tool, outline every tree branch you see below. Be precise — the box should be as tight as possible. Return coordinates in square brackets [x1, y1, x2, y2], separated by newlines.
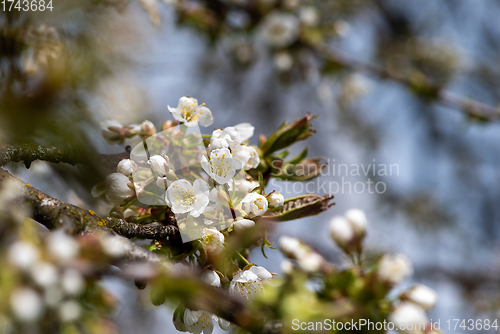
[0, 143, 130, 169]
[0, 168, 180, 241]
[313, 44, 500, 121]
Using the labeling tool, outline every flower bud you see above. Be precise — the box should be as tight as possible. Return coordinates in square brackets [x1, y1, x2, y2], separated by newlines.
[241, 193, 268, 217]
[278, 235, 302, 258]
[268, 192, 284, 208]
[8, 241, 39, 269]
[58, 300, 81, 322]
[141, 120, 156, 136]
[10, 288, 43, 322]
[101, 120, 124, 144]
[377, 254, 413, 285]
[344, 208, 367, 236]
[329, 216, 354, 249]
[404, 284, 438, 311]
[297, 252, 324, 273]
[105, 173, 135, 205]
[232, 219, 255, 233]
[329, 209, 368, 254]
[389, 302, 428, 333]
[201, 270, 221, 288]
[117, 159, 134, 176]
[148, 155, 169, 177]
[280, 259, 294, 275]
[47, 231, 79, 263]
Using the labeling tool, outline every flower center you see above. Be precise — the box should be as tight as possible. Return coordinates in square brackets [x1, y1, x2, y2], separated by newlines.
[174, 189, 196, 206]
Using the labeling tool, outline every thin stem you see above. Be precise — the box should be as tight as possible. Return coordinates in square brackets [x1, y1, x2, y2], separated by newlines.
[236, 251, 250, 266]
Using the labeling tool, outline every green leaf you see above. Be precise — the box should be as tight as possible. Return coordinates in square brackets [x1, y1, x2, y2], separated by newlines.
[260, 113, 317, 155]
[263, 194, 335, 222]
[287, 147, 308, 165]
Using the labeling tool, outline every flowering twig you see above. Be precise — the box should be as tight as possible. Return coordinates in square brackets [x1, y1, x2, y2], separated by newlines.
[312, 44, 500, 121]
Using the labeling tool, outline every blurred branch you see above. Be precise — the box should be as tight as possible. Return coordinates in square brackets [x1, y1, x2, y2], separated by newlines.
[313, 44, 500, 121]
[0, 168, 180, 241]
[0, 167, 276, 333]
[0, 143, 130, 169]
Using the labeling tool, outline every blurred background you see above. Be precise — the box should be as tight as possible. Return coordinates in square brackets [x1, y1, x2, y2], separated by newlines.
[1, 0, 500, 332]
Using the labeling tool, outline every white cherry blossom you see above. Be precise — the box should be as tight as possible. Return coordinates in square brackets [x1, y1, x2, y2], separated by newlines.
[228, 178, 259, 194]
[200, 227, 225, 255]
[229, 142, 260, 170]
[229, 266, 272, 300]
[241, 193, 268, 217]
[208, 123, 255, 151]
[201, 148, 241, 185]
[167, 179, 209, 217]
[168, 96, 213, 127]
[183, 309, 217, 334]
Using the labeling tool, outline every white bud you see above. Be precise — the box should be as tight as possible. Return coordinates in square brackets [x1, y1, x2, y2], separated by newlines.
[141, 120, 156, 135]
[232, 219, 255, 233]
[241, 193, 268, 217]
[117, 159, 134, 176]
[389, 302, 427, 333]
[279, 236, 308, 259]
[344, 208, 367, 235]
[101, 234, 127, 258]
[279, 236, 301, 256]
[268, 193, 284, 208]
[405, 284, 438, 311]
[329, 216, 354, 248]
[100, 120, 123, 144]
[299, 6, 319, 26]
[30, 262, 59, 288]
[297, 252, 323, 273]
[10, 288, 43, 322]
[61, 269, 85, 296]
[47, 231, 79, 263]
[105, 173, 135, 205]
[8, 241, 39, 269]
[280, 259, 294, 275]
[58, 300, 81, 322]
[148, 155, 169, 177]
[201, 270, 221, 288]
[378, 254, 413, 285]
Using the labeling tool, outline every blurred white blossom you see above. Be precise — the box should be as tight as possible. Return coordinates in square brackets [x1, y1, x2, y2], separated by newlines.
[10, 288, 43, 322]
[258, 12, 300, 48]
[378, 254, 413, 285]
[229, 266, 272, 300]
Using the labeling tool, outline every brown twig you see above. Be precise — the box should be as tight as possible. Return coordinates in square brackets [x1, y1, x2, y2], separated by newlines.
[0, 143, 129, 169]
[312, 44, 500, 121]
[0, 168, 180, 241]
